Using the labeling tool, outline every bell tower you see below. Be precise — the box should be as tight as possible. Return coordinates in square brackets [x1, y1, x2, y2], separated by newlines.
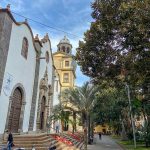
[57, 36, 72, 54]
[53, 36, 78, 132]
[53, 36, 76, 91]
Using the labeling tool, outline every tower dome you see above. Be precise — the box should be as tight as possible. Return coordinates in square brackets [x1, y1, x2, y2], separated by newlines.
[59, 36, 70, 44]
[57, 36, 72, 54]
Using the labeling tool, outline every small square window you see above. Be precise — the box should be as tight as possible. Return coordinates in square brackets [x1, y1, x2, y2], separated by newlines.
[63, 73, 69, 83]
[65, 61, 69, 67]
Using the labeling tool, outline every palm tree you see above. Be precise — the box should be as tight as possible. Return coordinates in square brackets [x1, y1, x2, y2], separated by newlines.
[61, 82, 98, 150]
[49, 104, 77, 134]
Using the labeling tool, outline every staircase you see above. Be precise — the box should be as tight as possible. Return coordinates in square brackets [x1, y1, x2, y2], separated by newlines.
[2, 133, 55, 150]
[60, 133, 83, 149]
[1, 133, 84, 150]
[0, 134, 6, 149]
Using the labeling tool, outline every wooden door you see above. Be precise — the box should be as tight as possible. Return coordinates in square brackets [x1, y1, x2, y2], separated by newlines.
[8, 88, 22, 132]
[40, 97, 46, 130]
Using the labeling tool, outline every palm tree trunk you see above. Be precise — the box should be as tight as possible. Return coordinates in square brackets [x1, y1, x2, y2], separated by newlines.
[84, 120, 88, 150]
[91, 116, 94, 138]
[87, 113, 91, 144]
[121, 119, 127, 140]
[72, 111, 76, 134]
[83, 111, 88, 150]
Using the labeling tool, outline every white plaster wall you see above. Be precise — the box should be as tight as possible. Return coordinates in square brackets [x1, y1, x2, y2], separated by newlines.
[53, 77, 61, 106]
[52, 76, 61, 133]
[33, 39, 53, 131]
[0, 23, 36, 134]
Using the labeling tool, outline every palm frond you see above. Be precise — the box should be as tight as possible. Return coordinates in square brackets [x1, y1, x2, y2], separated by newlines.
[61, 82, 99, 113]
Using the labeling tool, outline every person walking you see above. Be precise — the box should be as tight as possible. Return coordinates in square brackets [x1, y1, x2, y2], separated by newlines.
[98, 132, 102, 140]
[7, 131, 13, 150]
[90, 135, 93, 144]
[55, 122, 59, 133]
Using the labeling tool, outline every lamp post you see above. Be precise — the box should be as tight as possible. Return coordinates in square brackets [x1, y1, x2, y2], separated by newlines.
[125, 83, 136, 148]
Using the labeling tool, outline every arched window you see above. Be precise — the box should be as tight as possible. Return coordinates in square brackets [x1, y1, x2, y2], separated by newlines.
[67, 47, 70, 53]
[21, 37, 28, 59]
[62, 46, 65, 52]
[65, 61, 69, 67]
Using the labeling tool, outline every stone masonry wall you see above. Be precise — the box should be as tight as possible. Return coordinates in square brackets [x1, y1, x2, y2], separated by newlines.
[0, 12, 12, 95]
[28, 42, 41, 131]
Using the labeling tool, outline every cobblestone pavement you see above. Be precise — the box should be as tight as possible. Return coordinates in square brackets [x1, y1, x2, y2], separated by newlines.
[88, 134, 123, 150]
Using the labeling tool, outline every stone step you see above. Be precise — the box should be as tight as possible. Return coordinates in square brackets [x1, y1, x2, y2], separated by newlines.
[61, 135, 80, 146]
[14, 134, 50, 138]
[4, 137, 51, 143]
[0, 142, 60, 150]
[1, 133, 82, 150]
[3, 139, 57, 145]
[58, 134, 83, 149]
[0, 142, 80, 150]
[1, 141, 78, 150]
[78, 141, 84, 149]
[3, 134, 58, 143]
[3, 133, 52, 140]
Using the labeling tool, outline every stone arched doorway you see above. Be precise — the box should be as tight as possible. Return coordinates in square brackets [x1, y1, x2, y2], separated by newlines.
[63, 111, 70, 131]
[36, 69, 52, 131]
[8, 87, 23, 133]
[40, 96, 46, 130]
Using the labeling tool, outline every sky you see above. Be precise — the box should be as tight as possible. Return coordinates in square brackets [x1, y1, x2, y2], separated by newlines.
[0, 0, 93, 86]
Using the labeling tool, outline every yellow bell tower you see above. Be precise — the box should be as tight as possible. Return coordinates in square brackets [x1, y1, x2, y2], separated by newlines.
[53, 37, 82, 132]
[53, 36, 76, 91]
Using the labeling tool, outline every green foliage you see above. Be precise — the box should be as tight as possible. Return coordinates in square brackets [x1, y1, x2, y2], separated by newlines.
[61, 82, 99, 114]
[48, 104, 67, 123]
[75, 0, 150, 147]
[76, 0, 150, 86]
[61, 82, 99, 148]
[56, 1, 149, 148]
[93, 85, 127, 121]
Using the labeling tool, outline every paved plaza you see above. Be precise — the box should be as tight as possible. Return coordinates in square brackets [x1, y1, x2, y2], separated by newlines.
[88, 134, 123, 150]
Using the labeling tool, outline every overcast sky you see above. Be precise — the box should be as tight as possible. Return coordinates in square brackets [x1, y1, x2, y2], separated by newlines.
[0, 0, 93, 86]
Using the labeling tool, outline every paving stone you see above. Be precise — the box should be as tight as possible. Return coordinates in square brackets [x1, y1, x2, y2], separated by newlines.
[88, 135, 123, 150]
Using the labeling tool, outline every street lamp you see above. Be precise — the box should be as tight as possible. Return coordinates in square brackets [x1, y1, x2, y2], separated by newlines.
[125, 83, 136, 148]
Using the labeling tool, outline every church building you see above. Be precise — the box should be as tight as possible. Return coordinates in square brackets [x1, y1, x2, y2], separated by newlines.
[0, 6, 61, 137]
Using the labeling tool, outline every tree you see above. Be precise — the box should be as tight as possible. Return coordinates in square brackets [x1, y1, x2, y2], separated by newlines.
[76, 0, 150, 86]
[61, 82, 98, 150]
[92, 85, 130, 138]
[75, 0, 150, 146]
[48, 104, 75, 133]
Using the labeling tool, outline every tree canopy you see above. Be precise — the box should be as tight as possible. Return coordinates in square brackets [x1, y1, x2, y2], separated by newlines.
[75, 0, 150, 146]
[76, 0, 150, 86]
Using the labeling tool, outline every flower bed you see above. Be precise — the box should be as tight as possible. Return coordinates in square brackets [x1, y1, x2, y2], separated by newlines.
[52, 135, 73, 146]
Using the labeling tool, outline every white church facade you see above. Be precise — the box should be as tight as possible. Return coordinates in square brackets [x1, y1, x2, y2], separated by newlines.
[0, 6, 61, 136]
